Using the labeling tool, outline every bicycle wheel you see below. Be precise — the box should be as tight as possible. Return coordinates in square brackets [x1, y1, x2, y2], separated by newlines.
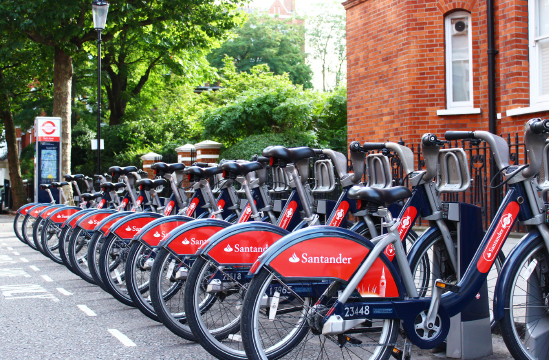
[87, 231, 108, 291]
[22, 214, 38, 250]
[499, 240, 548, 360]
[241, 267, 401, 360]
[184, 256, 246, 359]
[98, 234, 134, 306]
[40, 219, 64, 264]
[149, 248, 195, 340]
[126, 242, 160, 321]
[68, 227, 96, 284]
[409, 231, 504, 330]
[59, 226, 77, 273]
[13, 213, 26, 244]
[32, 217, 46, 254]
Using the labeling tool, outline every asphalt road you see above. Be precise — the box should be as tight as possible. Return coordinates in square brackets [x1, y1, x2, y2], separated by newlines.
[0, 214, 513, 359]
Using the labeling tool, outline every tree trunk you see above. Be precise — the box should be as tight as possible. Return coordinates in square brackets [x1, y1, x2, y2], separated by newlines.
[0, 72, 27, 210]
[52, 47, 73, 204]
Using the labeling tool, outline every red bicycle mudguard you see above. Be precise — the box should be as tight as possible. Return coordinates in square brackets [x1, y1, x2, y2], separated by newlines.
[162, 219, 231, 256]
[107, 212, 164, 240]
[17, 203, 39, 216]
[200, 222, 290, 266]
[250, 226, 402, 298]
[47, 206, 81, 223]
[135, 215, 193, 247]
[75, 210, 117, 231]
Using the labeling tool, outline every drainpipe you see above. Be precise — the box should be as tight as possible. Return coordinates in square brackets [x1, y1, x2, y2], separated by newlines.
[487, 0, 499, 217]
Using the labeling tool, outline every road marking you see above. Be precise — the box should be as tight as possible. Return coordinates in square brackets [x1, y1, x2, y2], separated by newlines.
[77, 305, 97, 316]
[108, 329, 136, 347]
[7, 247, 13, 250]
[29, 265, 40, 271]
[20, 258, 29, 263]
[56, 288, 73, 296]
[0, 268, 31, 278]
[13, 252, 20, 256]
[0, 284, 59, 302]
[1, 242, 7, 246]
[41, 275, 53, 282]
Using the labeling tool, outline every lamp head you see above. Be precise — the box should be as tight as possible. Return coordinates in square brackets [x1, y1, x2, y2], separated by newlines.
[91, 0, 109, 30]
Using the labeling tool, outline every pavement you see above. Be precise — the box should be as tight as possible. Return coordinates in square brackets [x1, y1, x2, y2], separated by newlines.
[0, 214, 514, 359]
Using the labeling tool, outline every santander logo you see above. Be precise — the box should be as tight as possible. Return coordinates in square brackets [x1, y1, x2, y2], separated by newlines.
[477, 202, 519, 273]
[164, 201, 174, 216]
[224, 244, 233, 252]
[288, 252, 352, 264]
[56, 214, 70, 219]
[222, 243, 269, 253]
[335, 209, 345, 220]
[181, 237, 207, 246]
[125, 225, 143, 233]
[153, 231, 161, 238]
[397, 207, 417, 240]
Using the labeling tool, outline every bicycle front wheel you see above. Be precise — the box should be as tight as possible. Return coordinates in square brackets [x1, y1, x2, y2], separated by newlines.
[126, 242, 159, 321]
[40, 219, 64, 264]
[98, 234, 134, 306]
[499, 240, 548, 360]
[22, 214, 38, 250]
[241, 266, 400, 360]
[68, 227, 96, 284]
[13, 213, 26, 244]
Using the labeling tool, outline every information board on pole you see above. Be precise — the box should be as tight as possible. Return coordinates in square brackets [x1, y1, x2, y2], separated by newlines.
[34, 117, 62, 203]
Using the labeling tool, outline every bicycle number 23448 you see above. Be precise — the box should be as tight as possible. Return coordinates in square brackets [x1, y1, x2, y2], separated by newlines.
[344, 305, 370, 318]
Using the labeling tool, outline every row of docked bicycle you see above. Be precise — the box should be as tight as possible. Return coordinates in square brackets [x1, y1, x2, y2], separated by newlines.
[12, 119, 548, 360]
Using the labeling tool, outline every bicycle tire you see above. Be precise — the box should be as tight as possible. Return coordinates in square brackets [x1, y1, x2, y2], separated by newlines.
[125, 242, 160, 322]
[32, 217, 46, 254]
[98, 234, 135, 306]
[40, 219, 64, 264]
[59, 226, 78, 273]
[13, 213, 26, 244]
[87, 231, 108, 291]
[498, 240, 548, 360]
[241, 267, 401, 360]
[67, 227, 96, 284]
[149, 248, 195, 340]
[22, 214, 38, 250]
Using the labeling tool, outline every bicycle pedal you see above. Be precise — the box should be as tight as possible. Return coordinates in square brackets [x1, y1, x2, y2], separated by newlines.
[391, 348, 402, 360]
[435, 280, 460, 293]
[337, 334, 362, 348]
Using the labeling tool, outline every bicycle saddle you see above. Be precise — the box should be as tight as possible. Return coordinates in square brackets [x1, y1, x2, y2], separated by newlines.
[51, 182, 69, 188]
[151, 162, 185, 174]
[108, 166, 138, 176]
[39, 184, 53, 190]
[64, 174, 85, 181]
[136, 178, 165, 190]
[347, 186, 412, 207]
[101, 182, 126, 191]
[193, 162, 210, 168]
[263, 146, 315, 165]
[184, 166, 223, 179]
[81, 192, 103, 201]
[251, 155, 270, 164]
[221, 161, 263, 177]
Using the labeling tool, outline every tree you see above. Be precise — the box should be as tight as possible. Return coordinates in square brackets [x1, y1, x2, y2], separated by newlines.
[0, 0, 245, 185]
[208, 14, 313, 88]
[0, 32, 53, 208]
[306, 2, 346, 91]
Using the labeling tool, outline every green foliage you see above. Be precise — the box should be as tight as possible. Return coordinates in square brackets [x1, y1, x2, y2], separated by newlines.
[208, 14, 312, 88]
[201, 61, 347, 154]
[220, 132, 318, 160]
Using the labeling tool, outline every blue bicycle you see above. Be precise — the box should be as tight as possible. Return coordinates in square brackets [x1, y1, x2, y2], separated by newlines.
[239, 118, 548, 360]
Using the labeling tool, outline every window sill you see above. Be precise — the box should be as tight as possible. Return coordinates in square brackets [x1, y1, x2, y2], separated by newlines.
[437, 108, 481, 116]
[505, 103, 549, 117]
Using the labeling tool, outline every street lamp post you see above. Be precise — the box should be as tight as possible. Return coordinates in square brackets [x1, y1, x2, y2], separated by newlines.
[91, 0, 109, 176]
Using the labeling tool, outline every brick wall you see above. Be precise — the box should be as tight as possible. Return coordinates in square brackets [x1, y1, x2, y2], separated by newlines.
[344, 0, 549, 148]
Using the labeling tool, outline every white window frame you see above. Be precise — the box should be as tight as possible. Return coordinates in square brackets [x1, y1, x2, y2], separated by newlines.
[528, 0, 549, 106]
[444, 11, 475, 110]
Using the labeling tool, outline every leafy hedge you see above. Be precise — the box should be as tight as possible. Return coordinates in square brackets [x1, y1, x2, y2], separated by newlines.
[220, 132, 318, 160]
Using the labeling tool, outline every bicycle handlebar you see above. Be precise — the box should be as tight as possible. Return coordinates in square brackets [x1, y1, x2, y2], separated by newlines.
[444, 131, 475, 141]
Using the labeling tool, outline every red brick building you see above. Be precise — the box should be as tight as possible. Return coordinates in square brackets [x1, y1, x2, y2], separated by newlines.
[343, 0, 549, 144]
